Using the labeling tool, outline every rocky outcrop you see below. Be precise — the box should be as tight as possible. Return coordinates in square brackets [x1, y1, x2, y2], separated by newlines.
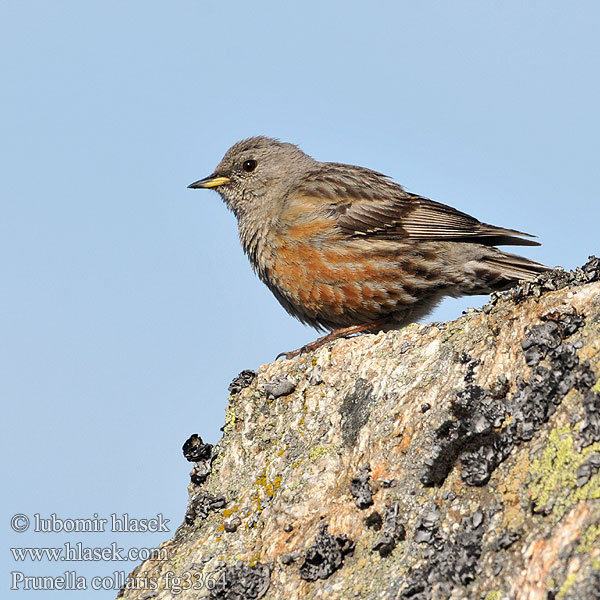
[119, 258, 600, 600]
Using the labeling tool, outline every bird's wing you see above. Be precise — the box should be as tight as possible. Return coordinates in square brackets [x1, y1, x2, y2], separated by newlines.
[294, 163, 539, 247]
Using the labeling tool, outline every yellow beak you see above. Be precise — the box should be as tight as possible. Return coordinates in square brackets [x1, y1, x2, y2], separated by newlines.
[188, 174, 231, 189]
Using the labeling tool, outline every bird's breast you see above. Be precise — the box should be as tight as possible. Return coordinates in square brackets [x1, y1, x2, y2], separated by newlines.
[238, 208, 447, 329]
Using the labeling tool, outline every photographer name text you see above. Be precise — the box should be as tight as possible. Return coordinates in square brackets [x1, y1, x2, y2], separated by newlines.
[11, 513, 169, 533]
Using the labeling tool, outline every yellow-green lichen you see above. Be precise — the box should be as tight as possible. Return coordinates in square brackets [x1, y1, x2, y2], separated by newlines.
[248, 553, 263, 567]
[440, 321, 467, 344]
[267, 476, 281, 496]
[556, 573, 577, 599]
[171, 552, 182, 570]
[577, 523, 600, 554]
[251, 467, 282, 512]
[529, 424, 600, 520]
[222, 505, 239, 518]
[484, 591, 503, 600]
[224, 406, 242, 430]
[291, 457, 305, 469]
[309, 445, 339, 461]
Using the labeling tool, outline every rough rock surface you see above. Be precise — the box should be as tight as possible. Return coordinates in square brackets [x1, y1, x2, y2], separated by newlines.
[119, 258, 600, 600]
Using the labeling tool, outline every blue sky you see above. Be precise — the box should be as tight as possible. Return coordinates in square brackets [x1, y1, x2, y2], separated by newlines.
[2, 1, 599, 597]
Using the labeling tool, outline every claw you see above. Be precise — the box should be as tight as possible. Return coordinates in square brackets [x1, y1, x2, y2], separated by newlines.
[275, 318, 391, 360]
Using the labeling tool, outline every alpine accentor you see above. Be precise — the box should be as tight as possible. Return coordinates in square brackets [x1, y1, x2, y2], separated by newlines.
[189, 137, 548, 356]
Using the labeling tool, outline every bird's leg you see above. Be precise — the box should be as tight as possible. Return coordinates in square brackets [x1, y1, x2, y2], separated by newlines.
[277, 318, 391, 360]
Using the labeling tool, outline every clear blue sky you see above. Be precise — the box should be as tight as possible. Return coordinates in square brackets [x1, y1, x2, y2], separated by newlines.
[2, 1, 598, 597]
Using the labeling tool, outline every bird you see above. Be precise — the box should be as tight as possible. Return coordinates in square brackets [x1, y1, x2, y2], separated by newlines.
[189, 136, 548, 358]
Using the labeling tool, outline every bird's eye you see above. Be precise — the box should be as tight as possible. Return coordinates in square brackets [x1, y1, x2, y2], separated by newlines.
[242, 159, 257, 172]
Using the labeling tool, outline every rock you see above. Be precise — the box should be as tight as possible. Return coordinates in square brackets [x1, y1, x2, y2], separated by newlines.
[118, 259, 600, 600]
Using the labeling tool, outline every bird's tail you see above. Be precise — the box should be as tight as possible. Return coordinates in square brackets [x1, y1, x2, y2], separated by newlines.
[458, 248, 550, 295]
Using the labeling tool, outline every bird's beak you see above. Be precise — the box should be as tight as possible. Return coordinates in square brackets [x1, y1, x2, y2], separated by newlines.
[187, 174, 231, 189]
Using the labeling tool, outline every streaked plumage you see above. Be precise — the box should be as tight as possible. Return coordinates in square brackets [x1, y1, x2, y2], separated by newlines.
[189, 136, 548, 335]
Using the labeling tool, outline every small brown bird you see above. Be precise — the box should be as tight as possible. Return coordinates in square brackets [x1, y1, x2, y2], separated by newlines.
[189, 137, 548, 357]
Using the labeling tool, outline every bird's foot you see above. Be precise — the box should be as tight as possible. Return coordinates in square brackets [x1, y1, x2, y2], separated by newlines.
[276, 318, 390, 360]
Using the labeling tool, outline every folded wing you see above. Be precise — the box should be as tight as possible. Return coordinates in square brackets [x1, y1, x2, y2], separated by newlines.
[297, 163, 540, 247]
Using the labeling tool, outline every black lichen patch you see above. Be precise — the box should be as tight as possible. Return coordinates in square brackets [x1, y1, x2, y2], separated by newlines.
[209, 563, 270, 600]
[400, 508, 485, 599]
[280, 552, 301, 565]
[364, 510, 383, 530]
[185, 492, 226, 525]
[521, 311, 585, 366]
[576, 453, 600, 486]
[460, 353, 480, 383]
[413, 502, 441, 544]
[501, 255, 600, 304]
[422, 309, 597, 487]
[228, 370, 256, 395]
[340, 378, 375, 446]
[420, 360, 507, 487]
[456, 388, 508, 487]
[191, 461, 213, 486]
[372, 502, 406, 557]
[183, 434, 214, 485]
[183, 433, 213, 462]
[459, 311, 593, 483]
[349, 464, 374, 509]
[492, 529, 522, 550]
[262, 376, 296, 398]
[506, 312, 594, 445]
[580, 389, 600, 448]
[299, 523, 355, 582]
[521, 321, 561, 366]
[581, 255, 600, 282]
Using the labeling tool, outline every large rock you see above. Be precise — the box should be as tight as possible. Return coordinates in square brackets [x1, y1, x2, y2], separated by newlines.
[119, 259, 600, 600]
